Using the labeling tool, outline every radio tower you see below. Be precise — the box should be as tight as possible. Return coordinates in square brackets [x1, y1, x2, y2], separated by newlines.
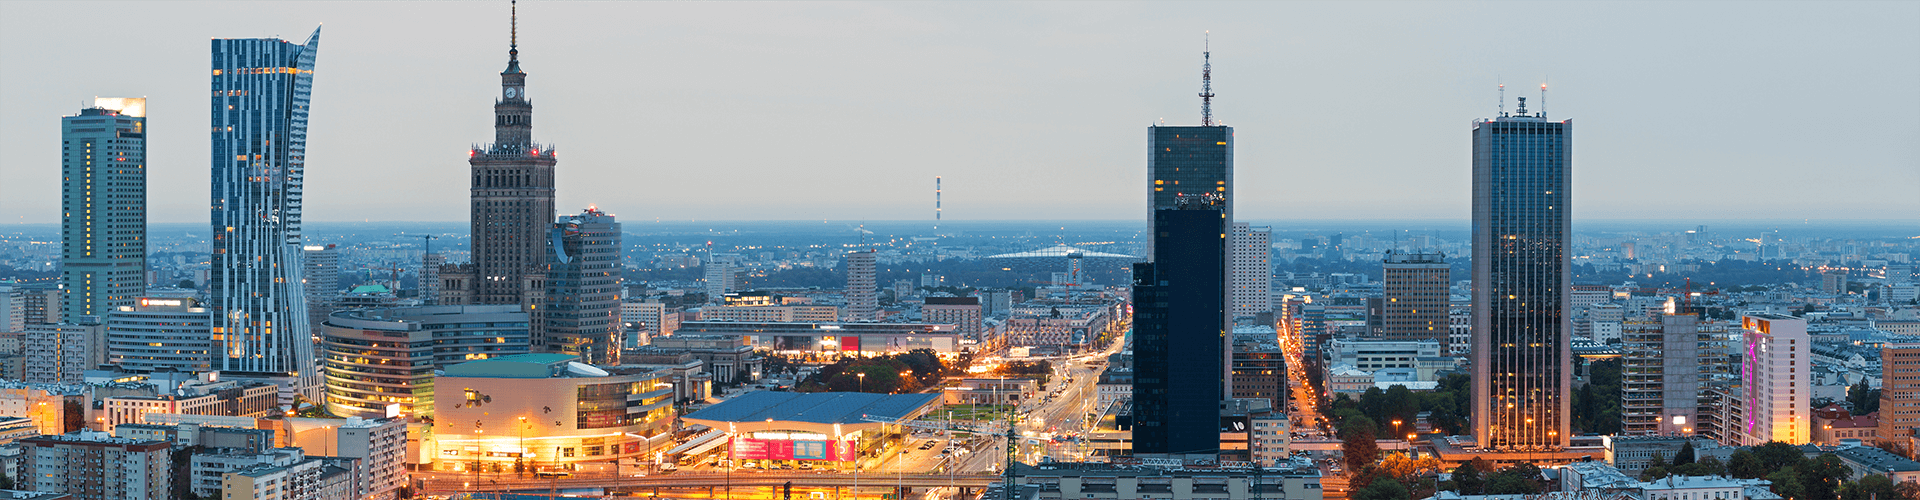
[1200, 31, 1215, 126]
[934, 176, 942, 230]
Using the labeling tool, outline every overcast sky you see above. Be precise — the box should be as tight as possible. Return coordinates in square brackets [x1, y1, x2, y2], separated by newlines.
[1, 1, 1915, 225]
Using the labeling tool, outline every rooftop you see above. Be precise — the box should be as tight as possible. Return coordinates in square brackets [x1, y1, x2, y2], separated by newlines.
[683, 391, 941, 425]
[985, 245, 1137, 259]
[439, 353, 608, 379]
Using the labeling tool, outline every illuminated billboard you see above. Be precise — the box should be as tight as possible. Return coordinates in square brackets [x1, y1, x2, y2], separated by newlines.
[730, 437, 856, 461]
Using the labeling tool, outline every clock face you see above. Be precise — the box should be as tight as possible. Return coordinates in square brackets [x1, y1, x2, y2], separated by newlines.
[505, 88, 519, 98]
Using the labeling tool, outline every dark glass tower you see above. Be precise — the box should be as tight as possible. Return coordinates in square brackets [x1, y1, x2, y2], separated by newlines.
[1146, 125, 1232, 257]
[470, 4, 557, 310]
[543, 207, 623, 364]
[1470, 97, 1572, 451]
[209, 28, 321, 391]
[1131, 196, 1227, 457]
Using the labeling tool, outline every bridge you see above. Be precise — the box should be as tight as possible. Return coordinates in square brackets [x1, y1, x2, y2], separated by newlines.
[420, 471, 1002, 495]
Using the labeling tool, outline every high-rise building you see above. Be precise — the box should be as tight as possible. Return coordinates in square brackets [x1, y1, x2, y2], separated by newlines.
[1737, 314, 1809, 445]
[1880, 343, 1920, 446]
[1382, 251, 1449, 346]
[468, 6, 557, 310]
[704, 254, 738, 303]
[1620, 312, 1711, 436]
[1470, 97, 1572, 451]
[1131, 197, 1227, 458]
[106, 297, 214, 373]
[845, 250, 878, 321]
[0, 282, 26, 332]
[61, 98, 148, 324]
[1231, 223, 1271, 319]
[302, 244, 341, 340]
[923, 296, 984, 340]
[543, 207, 623, 364]
[209, 28, 322, 398]
[23, 323, 103, 384]
[321, 305, 530, 418]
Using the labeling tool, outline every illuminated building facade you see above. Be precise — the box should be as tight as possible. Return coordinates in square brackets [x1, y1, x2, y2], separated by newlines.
[543, 208, 622, 364]
[1470, 97, 1572, 451]
[321, 305, 530, 419]
[209, 28, 322, 398]
[1737, 314, 1808, 445]
[467, 18, 557, 310]
[106, 297, 213, 373]
[61, 98, 147, 324]
[1132, 197, 1228, 458]
[845, 250, 878, 321]
[681, 391, 941, 471]
[1382, 251, 1449, 345]
[430, 354, 674, 471]
[1881, 343, 1920, 447]
[302, 244, 342, 340]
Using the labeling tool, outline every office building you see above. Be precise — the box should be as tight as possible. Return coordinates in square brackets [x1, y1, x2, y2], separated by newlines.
[620, 301, 679, 347]
[105, 297, 213, 373]
[0, 283, 25, 332]
[279, 417, 406, 499]
[1737, 314, 1809, 445]
[1232, 340, 1285, 409]
[1382, 251, 1450, 346]
[1620, 312, 1706, 436]
[19, 431, 171, 499]
[60, 98, 148, 324]
[1231, 223, 1271, 319]
[845, 250, 878, 321]
[467, 13, 557, 311]
[923, 296, 983, 339]
[13, 283, 62, 326]
[1880, 342, 1920, 446]
[430, 354, 673, 471]
[209, 28, 323, 400]
[321, 305, 531, 418]
[302, 244, 342, 339]
[703, 254, 739, 303]
[697, 304, 838, 323]
[1470, 97, 1573, 451]
[22, 324, 102, 384]
[1006, 461, 1324, 500]
[542, 207, 622, 364]
[102, 376, 278, 431]
[1132, 197, 1228, 458]
[1145, 128, 1232, 257]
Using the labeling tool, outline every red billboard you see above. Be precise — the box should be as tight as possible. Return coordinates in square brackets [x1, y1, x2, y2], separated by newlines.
[730, 437, 856, 461]
[841, 336, 860, 351]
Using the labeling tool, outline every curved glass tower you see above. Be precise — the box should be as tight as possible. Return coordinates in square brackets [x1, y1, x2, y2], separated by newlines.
[208, 27, 322, 395]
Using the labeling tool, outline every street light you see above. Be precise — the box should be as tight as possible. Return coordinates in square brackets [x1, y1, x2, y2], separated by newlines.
[858, 372, 867, 393]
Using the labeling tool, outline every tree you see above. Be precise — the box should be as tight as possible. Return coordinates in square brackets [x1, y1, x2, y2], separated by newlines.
[1801, 454, 1852, 500]
[176, 279, 196, 289]
[1674, 442, 1696, 466]
[1641, 466, 1670, 482]
[1451, 458, 1490, 495]
[1727, 450, 1767, 479]
[1486, 464, 1543, 495]
[1354, 477, 1411, 500]
[1676, 456, 1727, 477]
[1849, 381, 1882, 415]
[1753, 441, 1808, 472]
[1344, 426, 1381, 472]
[1843, 474, 1899, 500]
[1648, 452, 1668, 470]
[1768, 467, 1806, 500]
[1892, 480, 1920, 500]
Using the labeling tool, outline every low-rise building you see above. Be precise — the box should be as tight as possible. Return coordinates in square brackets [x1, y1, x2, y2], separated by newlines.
[273, 417, 407, 500]
[102, 374, 277, 431]
[17, 431, 171, 499]
[1011, 460, 1323, 500]
[943, 378, 1038, 405]
[220, 459, 353, 500]
[1833, 445, 1920, 483]
[430, 354, 675, 473]
[1812, 405, 1880, 445]
[637, 334, 763, 384]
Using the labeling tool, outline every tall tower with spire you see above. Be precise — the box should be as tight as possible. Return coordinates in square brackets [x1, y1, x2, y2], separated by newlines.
[468, 0, 557, 321]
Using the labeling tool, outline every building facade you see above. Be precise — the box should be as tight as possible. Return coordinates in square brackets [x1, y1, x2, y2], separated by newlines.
[209, 29, 323, 398]
[923, 296, 983, 339]
[845, 250, 878, 321]
[1132, 199, 1228, 458]
[1382, 251, 1449, 345]
[105, 297, 213, 373]
[1738, 314, 1809, 445]
[1881, 342, 1920, 445]
[430, 354, 674, 471]
[321, 305, 531, 418]
[303, 244, 342, 339]
[542, 207, 622, 364]
[1231, 223, 1271, 319]
[19, 431, 171, 499]
[1470, 98, 1573, 451]
[60, 98, 148, 324]
[23, 324, 102, 384]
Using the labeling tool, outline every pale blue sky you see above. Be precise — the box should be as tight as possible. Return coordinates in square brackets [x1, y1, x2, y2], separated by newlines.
[1, 1, 1915, 224]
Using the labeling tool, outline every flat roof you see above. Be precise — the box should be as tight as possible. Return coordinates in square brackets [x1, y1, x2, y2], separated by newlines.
[683, 391, 940, 425]
[439, 353, 582, 378]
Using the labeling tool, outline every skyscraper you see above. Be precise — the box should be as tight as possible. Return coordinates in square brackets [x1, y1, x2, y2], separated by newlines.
[209, 28, 322, 398]
[61, 98, 148, 323]
[303, 244, 341, 340]
[1737, 314, 1809, 445]
[1382, 251, 1449, 345]
[1132, 196, 1228, 458]
[1230, 223, 1271, 319]
[543, 207, 623, 364]
[469, 4, 556, 310]
[845, 250, 877, 321]
[1470, 96, 1572, 451]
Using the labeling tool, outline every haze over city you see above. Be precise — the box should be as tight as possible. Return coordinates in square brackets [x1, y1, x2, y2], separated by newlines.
[2, 1, 1914, 224]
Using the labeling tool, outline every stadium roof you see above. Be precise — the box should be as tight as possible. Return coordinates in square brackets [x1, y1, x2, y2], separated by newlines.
[683, 391, 941, 425]
[985, 244, 1136, 259]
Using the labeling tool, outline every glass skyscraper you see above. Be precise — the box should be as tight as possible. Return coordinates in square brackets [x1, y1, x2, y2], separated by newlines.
[543, 207, 623, 365]
[208, 28, 322, 391]
[1131, 199, 1228, 457]
[1470, 97, 1572, 451]
[61, 98, 147, 323]
[1146, 125, 1232, 256]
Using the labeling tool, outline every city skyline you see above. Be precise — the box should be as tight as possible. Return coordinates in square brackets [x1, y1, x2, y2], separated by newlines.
[2, 1, 1915, 226]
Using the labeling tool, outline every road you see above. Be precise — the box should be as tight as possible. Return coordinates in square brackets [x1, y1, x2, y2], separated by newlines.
[418, 471, 1000, 496]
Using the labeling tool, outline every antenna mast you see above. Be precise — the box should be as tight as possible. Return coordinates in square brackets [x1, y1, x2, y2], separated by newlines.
[935, 176, 942, 230]
[1498, 83, 1505, 116]
[1200, 32, 1215, 126]
[1539, 81, 1548, 118]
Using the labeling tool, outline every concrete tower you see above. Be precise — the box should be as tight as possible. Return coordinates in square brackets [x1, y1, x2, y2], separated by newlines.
[61, 98, 148, 324]
[845, 250, 878, 321]
[469, 2, 557, 310]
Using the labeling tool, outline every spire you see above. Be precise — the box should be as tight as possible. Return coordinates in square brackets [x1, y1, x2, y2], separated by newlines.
[504, 0, 523, 74]
[1199, 31, 1215, 127]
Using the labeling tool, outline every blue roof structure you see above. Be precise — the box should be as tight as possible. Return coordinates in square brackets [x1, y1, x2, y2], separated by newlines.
[684, 391, 941, 425]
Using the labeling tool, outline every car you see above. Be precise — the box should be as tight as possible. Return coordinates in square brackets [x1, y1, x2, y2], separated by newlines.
[799, 462, 813, 470]
[742, 462, 759, 469]
[534, 470, 572, 479]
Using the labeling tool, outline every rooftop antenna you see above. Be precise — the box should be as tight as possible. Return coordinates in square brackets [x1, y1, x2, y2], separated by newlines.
[1516, 96, 1529, 116]
[1539, 79, 1548, 118]
[1498, 82, 1506, 116]
[1200, 31, 1215, 126]
[935, 176, 942, 230]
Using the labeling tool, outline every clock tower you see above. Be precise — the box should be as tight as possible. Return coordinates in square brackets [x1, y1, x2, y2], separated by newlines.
[464, 0, 558, 323]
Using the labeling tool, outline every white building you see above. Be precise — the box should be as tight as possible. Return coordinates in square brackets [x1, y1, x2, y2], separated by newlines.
[1738, 314, 1810, 445]
[1231, 223, 1272, 318]
[845, 250, 878, 321]
[106, 297, 214, 373]
[22, 323, 101, 385]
